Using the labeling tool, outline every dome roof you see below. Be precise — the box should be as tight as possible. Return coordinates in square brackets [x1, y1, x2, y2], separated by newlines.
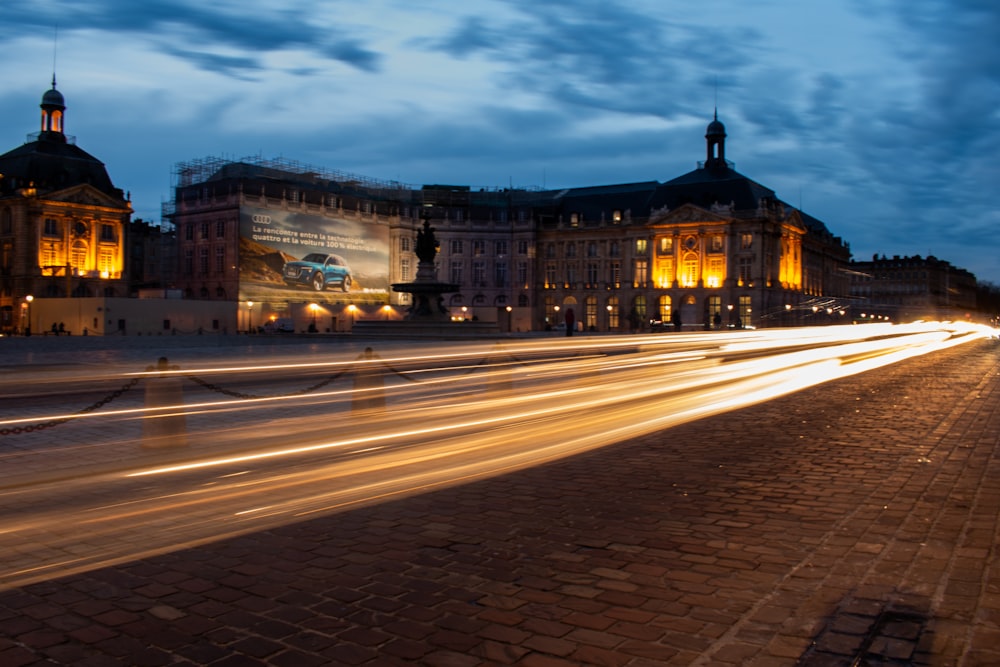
[42, 87, 65, 107]
[706, 113, 726, 137]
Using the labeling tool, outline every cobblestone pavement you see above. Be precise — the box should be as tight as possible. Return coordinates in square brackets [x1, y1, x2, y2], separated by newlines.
[0, 338, 998, 666]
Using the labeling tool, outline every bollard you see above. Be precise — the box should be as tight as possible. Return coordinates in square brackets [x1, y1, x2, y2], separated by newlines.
[487, 343, 513, 397]
[142, 356, 188, 449]
[352, 347, 386, 415]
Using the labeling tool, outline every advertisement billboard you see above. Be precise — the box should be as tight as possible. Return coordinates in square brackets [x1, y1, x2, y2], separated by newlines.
[238, 205, 390, 304]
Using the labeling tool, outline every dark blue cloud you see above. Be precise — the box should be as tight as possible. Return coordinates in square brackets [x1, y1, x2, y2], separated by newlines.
[2, 0, 382, 74]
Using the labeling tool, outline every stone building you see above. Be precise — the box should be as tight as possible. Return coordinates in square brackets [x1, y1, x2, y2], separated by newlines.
[849, 254, 977, 323]
[168, 113, 856, 332]
[0, 79, 130, 334]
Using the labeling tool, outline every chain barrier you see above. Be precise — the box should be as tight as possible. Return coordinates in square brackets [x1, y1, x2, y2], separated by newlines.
[0, 377, 141, 436]
[0, 345, 586, 437]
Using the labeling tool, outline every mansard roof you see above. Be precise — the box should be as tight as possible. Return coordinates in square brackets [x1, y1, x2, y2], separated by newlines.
[647, 162, 776, 214]
[0, 137, 121, 200]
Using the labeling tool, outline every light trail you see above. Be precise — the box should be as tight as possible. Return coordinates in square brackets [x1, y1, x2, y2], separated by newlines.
[0, 321, 994, 590]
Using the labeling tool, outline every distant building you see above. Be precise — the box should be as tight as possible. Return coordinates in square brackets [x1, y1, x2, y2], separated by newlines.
[849, 254, 977, 322]
[0, 79, 130, 334]
[168, 113, 855, 332]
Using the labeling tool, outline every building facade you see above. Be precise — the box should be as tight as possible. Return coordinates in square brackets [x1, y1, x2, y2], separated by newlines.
[0, 80, 130, 334]
[849, 254, 977, 323]
[168, 115, 858, 332]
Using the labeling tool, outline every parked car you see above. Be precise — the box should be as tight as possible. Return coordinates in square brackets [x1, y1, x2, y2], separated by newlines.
[282, 253, 352, 292]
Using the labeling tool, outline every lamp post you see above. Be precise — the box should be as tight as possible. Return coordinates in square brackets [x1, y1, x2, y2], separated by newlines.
[505, 305, 512, 332]
[382, 304, 392, 321]
[346, 304, 356, 330]
[246, 301, 254, 334]
[24, 295, 33, 336]
[606, 304, 613, 332]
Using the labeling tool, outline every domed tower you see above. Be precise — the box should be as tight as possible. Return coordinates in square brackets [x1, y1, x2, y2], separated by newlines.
[705, 109, 726, 169]
[39, 76, 66, 142]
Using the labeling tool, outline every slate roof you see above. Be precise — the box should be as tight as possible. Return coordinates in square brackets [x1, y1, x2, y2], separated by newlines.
[0, 137, 120, 199]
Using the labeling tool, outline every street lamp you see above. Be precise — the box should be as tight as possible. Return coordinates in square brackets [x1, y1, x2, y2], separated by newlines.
[24, 295, 33, 336]
[246, 301, 254, 334]
[382, 304, 392, 321]
[308, 303, 319, 332]
[346, 304, 356, 330]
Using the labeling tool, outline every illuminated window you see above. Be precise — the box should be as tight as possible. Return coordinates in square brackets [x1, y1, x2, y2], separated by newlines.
[658, 237, 673, 255]
[634, 259, 648, 285]
[401, 259, 411, 282]
[633, 294, 647, 320]
[71, 241, 87, 272]
[681, 253, 698, 287]
[585, 296, 597, 329]
[711, 235, 723, 252]
[607, 297, 620, 329]
[612, 210, 622, 224]
[545, 263, 557, 287]
[569, 213, 579, 227]
[98, 247, 115, 275]
[610, 262, 621, 285]
[635, 239, 648, 254]
[401, 236, 411, 252]
[738, 257, 752, 285]
[706, 258, 724, 287]
[44, 219, 60, 236]
[659, 295, 672, 322]
[741, 233, 753, 249]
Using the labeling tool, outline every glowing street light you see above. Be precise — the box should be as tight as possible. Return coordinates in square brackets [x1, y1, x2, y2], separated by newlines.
[346, 304, 357, 330]
[309, 303, 319, 332]
[382, 304, 392, 321]
[246, 301, 254, 334]
[23, 295, 33, 336]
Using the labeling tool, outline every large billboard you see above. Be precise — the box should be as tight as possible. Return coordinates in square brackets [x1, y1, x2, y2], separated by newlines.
[238, 205, 390, 304]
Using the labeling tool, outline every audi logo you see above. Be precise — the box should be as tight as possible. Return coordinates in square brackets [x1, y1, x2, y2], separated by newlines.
[251, 214, 272, 224]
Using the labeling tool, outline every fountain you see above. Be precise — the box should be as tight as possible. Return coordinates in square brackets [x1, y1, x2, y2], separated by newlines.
[352, 213, 499, 336]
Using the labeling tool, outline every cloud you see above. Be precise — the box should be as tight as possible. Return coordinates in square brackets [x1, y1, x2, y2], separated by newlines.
[1, 0, 382, 74]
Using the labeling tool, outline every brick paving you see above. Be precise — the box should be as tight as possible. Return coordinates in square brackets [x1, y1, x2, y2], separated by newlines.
[0, 338, 998, 666]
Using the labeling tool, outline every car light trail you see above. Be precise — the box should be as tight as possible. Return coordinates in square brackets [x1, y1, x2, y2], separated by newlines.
[0, 321, 994, 590]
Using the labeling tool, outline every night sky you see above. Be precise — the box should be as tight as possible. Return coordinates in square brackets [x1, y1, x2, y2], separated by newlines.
[2, 0, 998, 283]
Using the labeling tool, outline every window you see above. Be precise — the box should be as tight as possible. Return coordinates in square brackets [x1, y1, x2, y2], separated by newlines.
[185, 224, 194, 241]
[633, 295, 648, 320]
[659, 295, 672, 322]
[517, 240, 529, 255]
[609, 241, 620, 257]
[199, 247, 209, 275]
[472, 240, 485, 256]
[565, 264, 577, 285]
[658, 237, 673, 255]
[569, 213, 579, 227]
[517, 261, 528, 287]
[71, 241, 87, 272]
[450, 239, 463, 254]
[612, 210, 622, 224]
[43, 218, 60, 236]
[635, 239, 648, 254]
[1, 209, 11, 234]
[401, 258, 411, 282]
[98, 247, 115, 275]
[401, 237, 411, 252]
[472, 261, 486, 286]
[566, 243, 576, 258]
[681, 253, 698, 287]
[184, 249, 193, 275]
[586, 263, 599, 284]
[215, 246, 225, 273]
[587, 241, 597, 257]
[741, 233, 753, 249]
[101, 224, 116, 242]
[710, 235, 723, 252]
[495, 240, 508, 256]
[610, 262, 621, 285]
[495, 261, 508, 287]
[545, 243, 556, 259]
[585, 296, 597, 330]
[216, 219, 225, 238]
[201, 223, 209, 240]
[545, 263, 557, 287]
[607, 297, 620, 329]
[450, 261, 463, 285]
[634, 259, 648, 285]
[738, 256, 752, 285]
